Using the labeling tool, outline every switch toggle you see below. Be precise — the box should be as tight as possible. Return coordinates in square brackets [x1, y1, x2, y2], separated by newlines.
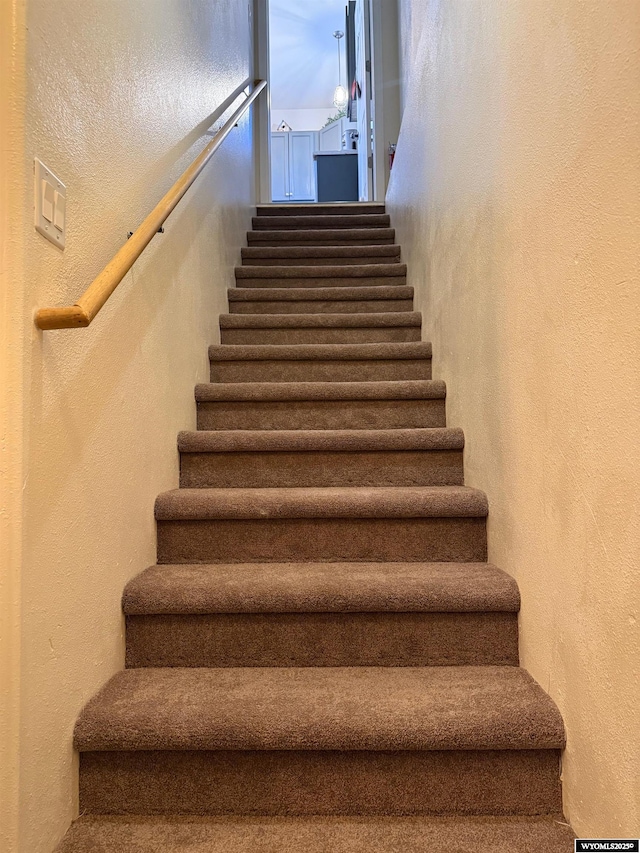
[42, 181, 55, 222]
[34, 158, 66, 249]
[53, 191, 65, 232]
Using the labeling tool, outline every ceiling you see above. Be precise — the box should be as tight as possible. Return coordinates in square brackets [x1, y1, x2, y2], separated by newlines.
[269, 0, 348, 110]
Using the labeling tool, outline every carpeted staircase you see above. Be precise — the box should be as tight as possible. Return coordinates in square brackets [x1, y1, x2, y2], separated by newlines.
[56, 204, 574, 851]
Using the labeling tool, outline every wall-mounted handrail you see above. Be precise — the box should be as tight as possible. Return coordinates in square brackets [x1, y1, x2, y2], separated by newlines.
[35, 79, 267, 331]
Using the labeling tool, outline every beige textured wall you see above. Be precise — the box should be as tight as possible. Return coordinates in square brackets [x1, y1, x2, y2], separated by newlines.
[0, 2, 254, 851]
[388, 0, 640, 836]
[1, 3, 27, 851]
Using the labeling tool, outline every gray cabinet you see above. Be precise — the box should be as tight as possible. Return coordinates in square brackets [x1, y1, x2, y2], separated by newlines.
[271, 131, 318, 202]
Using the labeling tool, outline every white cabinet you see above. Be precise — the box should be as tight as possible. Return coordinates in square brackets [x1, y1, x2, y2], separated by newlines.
[319, 120, 343, 152]
[271, 131, 318, 202]
[318, 117, 359, 152]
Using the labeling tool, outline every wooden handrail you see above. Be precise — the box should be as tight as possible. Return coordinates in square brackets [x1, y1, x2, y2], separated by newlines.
[35, 79, 267, 330]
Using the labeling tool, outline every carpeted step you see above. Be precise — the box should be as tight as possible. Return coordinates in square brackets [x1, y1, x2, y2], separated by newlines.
[178, 428, 464, 488]
[124, 561, 519, 667]
[74, 666, 564, 816]
[209, 342, 432, 383]
[256, 203, 386, 216]
[234, 263, 407, 288]
[55, 814, 575, 853]
[154, 485, 487, 563]
[247, 228, 396, 246]
[219, 312, 421, 344]
[252, 214, 391, 231]
[227, 285, 414, 315]
[195, 379, 446, 430]
[241, 245, 401, 266]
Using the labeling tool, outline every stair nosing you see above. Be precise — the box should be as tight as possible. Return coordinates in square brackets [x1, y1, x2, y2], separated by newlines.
[247, 228, 396, 240]
[177, 427, 463, 454]
[123, 561, 520, 615]
[154, 486, 488, 521]
[219, 312, 421, 329]
[241, 245, 400, 257]
[235, 264, 407, 279]
[73, 666, 565, 753]
[208, 342, 432, 362]
[194, 379, 445, 403]
[228, 286, 413, 302]
[56, 815, 575, 853]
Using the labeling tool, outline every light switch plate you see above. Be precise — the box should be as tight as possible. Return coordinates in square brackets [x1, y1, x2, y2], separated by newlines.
[35, 158, 66, 249]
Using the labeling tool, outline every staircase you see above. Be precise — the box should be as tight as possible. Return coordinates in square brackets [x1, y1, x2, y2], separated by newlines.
[57, 204, 574, 852]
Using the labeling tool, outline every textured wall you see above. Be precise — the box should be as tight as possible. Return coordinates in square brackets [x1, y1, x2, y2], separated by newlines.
[0, 3, 27, 852]
[1, 1, 254, 851]
[388, 0, 640, 836]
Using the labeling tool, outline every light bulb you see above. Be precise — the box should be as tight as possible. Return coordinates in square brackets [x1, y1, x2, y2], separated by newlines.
[333, 85, 348, 108]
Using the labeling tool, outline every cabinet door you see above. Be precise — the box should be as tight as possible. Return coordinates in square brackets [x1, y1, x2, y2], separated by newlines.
[289, 132, 316, 201]
[319, 121, 342, 151]
[270, 133, 289, 202]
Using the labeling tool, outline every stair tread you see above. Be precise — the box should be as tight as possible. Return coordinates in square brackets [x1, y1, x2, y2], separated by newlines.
[257, 203, 386, 215]
[242, 245, 400, 259]
[154, 486, 488, 520]
[247, 228, 395, 241]
[236, 264, 406, 279]
[219, 312, 421, 328]
[208, 342, 432, 361]
[195, 380, 445, 402]
[56, 815, 574, 852]
[178, 427, 462, 453]
[252, 215, 391, 229]
[228, 286, 412, 301]
[73, 665, 564, 752]
[123, 561, 519, 615]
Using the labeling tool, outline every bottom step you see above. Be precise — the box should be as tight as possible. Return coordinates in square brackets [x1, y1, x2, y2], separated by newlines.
[56, 815, 574, 852]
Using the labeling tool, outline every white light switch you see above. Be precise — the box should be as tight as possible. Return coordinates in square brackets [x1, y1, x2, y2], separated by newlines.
[35, 158, 66, 248]
[53, 191, 65, 231]
[42, 181, 55, 222]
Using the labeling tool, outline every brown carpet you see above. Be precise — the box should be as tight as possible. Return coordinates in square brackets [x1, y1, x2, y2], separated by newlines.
[246, 227, 396, 246]
[56, 203, 572, 850]
[235, 262, 407, 279]
[57, 815, 575, 852]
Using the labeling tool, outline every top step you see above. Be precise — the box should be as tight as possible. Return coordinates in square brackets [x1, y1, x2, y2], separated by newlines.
[252, 215, 390, 231]
[257, 204, 386, 217]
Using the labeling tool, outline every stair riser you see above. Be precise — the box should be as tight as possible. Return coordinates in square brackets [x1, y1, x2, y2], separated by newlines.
[247, 235, 395, 247]
[79, 749, 561, 816]
[179, 450, 463, 488]
[210, 360, 432, 383]
[228, 300, 414, 315]
[197, 399, 446, 430]
[156, 517, 487, 564]
[220, 328, 422, 344]
[126, 612, 518, 668]
[241, 255, 400, 266]
[252, 216, 391, 230]
[234, 277, 407, 288]
[256, 205, 386, 216]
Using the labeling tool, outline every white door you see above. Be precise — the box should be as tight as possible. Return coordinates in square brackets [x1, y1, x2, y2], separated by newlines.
[270, 133, 289, 202]
[354, 0, 373, 201]
[289, 132, 317, 201]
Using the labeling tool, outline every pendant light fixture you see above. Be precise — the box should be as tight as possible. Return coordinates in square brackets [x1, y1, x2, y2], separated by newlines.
[332, 30, 348, 109]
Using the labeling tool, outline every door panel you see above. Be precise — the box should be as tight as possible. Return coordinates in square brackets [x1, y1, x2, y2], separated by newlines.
[319, 120, 342, 152]
[270, 133, 289, 202]
[289, 132, 317, 201]
[355, 0, 372, 201]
